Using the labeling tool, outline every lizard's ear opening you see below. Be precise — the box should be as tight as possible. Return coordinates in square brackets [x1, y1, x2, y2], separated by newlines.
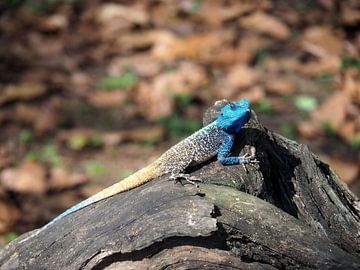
[217, 100, 251, 133]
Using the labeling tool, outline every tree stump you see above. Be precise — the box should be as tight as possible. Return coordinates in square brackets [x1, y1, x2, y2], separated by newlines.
[1, 103, 359, 270]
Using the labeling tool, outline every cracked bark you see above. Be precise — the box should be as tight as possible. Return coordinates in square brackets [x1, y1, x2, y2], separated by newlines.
[1, 102, 359, 270]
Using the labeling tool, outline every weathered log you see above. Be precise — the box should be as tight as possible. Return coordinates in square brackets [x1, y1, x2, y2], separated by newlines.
[1, 107, 359, 269]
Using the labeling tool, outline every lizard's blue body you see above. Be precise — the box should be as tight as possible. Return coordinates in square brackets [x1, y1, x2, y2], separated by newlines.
[42, 99, 254, 228]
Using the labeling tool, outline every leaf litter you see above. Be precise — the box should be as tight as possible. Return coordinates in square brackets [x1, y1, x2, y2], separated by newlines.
[0, 0, 359, 241]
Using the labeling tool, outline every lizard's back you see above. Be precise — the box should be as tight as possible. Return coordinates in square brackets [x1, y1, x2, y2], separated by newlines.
[156, 121, 223, 173]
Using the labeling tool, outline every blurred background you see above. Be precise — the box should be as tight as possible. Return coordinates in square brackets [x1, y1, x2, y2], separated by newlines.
[0, 0, 359, 243]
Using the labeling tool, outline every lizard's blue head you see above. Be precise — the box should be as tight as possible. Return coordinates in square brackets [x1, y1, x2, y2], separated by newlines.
[217, 99, 251, 134]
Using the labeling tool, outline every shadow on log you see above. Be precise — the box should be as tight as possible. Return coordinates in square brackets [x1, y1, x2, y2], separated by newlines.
[1, 105, 360, 269]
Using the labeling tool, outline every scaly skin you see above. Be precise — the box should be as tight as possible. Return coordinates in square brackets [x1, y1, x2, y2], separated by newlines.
[43, 99, 255, 228]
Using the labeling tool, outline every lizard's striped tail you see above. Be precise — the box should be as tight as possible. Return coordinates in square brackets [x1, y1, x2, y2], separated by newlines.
[44, 163, 159, 228]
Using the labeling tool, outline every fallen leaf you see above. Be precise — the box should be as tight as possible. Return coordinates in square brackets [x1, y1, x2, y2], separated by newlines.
[37, 14, 69, 31]
[13, 103, 57, 135]
[226, 65, 259, 89]
[135, 81, 173, 120]
[13, 103, 38, 124]
[320, 155, 359, 184]
[311, 92, 350, 130]
[215, 65, 260, 98]
[0, 201, 20, 233]
[152, 62, 208, 95]
[97, 3, 149, 25]
[151, 30, 234, 61]
[240, 12, 290, 40]
[204, 47, 252, 66]
[300, 26, 343, 56]
[28, 33, 64, 57]
[338, 121, 357, 142]
[295, 56, 341, 76]
[117, 29, 175, 50]
[70, 72, 93, 95]
[236, 85, 265, 103]
[134, 62, 207, 120]
[265, 76, 295, 95]
[0, 82, 46, 106]
[108, 55, 162, 78]
[87, 90, 127, 107]
[0, 160, 47, 194]
[341, 1, 360, 25]
[192, 0, 264, 25]
[295, 26, 343, 75]
[342, 68, 360, 102]
[297, 121, 320, 138]
[81, 185, 104, 198]
[49, 167, 89, 190]
[294, 95, 318, 112]
[102, 126, 164, 146]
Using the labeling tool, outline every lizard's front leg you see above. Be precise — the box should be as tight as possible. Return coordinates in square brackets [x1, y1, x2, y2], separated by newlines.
[217, 131, 258, 166]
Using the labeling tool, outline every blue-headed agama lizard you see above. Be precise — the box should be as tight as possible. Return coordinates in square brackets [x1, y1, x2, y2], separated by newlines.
[23, 98, 257, 240]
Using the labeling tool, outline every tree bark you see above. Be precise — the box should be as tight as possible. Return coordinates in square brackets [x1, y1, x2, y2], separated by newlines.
[1, 106, 359, 270]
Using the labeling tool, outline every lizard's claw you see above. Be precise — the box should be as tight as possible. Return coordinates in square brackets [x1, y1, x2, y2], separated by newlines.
[239, 147, 259, 172]
[169, 173, 202, 187]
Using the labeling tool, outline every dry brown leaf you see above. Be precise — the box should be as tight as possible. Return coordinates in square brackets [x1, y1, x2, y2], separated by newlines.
[236, 85, 265, 103]
[193, 0, 265, 25]
[37, 14, 69, 31]
[297, 121, 319, 138]
[0, 82, 46, 106]
[295, 26, 343, 75]
[338, 121, 357, 142]
[102, 126, 164, 146]
[295, 56, 341, 76]
[117, 30, 176, 51]
[311, 92, 350, 130]
[204, 47, 252, 66]
[14, 103, 39, 123]
[239, 12, 290, 40]
[81, 185, 104, 198]
[49, 167, 89, 190]
[318, 0, 336, 10]
[0, 160, 47, 194]
[28, 33, 64, 57]
[0, 201, 20, 233]
[320, 155, 359, 184]
[300, 26, 343, 56]
[226, 64, 260, 89]
[154, 62, 208, 95]
[70, 72, 93, 95]
[342, 68, 360, 102]
[151, 30, 234, 61]
[135, 81, 173, 120]
[239, 33, 272, 54]
[135, 62, 207, 120]
[108, 55, 162, 78]
[341, 1, 360, 25]
[215, 65, 260, 98]
[265, 76, 295, 95]
[97, 3, 149, 25]
[87, 90, 127, 107]
[13, 103, 57, 135]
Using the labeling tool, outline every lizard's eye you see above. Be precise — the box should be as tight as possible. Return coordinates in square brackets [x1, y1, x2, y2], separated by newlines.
[230, 103, 236, 110]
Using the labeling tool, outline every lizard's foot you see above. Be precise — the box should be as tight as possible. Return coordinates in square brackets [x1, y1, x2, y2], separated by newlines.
[169, 173, 202, 187]
[239, 147, 259, 172]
